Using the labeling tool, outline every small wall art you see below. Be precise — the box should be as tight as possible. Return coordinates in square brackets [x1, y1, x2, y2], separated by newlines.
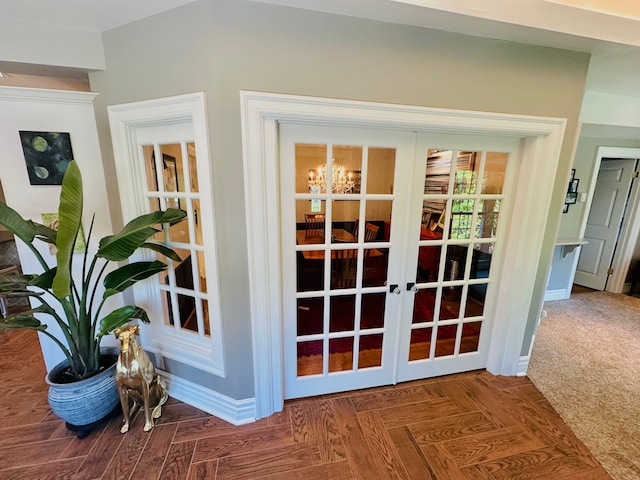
[19, 131, 74, 185]
[563, 168, 580, 213]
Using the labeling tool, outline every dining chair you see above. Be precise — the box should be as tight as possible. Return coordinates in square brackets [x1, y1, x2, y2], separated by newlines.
[304, 213, 326, 237]
[352, 218, 359, 239]
[364, 223, 380, 242]
[332, 248, 358, 288]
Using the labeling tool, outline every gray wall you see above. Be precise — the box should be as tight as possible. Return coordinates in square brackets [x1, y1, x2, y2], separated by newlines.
[89, 0, 589, 399]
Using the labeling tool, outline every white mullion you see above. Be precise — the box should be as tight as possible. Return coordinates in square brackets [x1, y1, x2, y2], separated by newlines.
[180, 141, 192, 194]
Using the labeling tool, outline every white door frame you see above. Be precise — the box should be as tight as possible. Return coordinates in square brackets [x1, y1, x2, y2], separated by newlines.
[240, 91, 566, 419]
[579, 146, 640, 293]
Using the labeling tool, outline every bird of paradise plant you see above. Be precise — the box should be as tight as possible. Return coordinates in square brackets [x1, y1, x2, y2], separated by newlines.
[0, 161, 185, 380]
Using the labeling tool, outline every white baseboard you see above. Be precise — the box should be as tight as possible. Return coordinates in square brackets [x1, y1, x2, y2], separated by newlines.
[161, 371, 256, 426]
[544, 288, 570, 301]
[516, 355, 529, 377]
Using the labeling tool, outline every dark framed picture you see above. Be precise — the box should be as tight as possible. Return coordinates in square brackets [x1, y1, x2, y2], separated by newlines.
[569, 178, 579, 193]
[19, 131, 74, 185]
[565, 192, 578, 204]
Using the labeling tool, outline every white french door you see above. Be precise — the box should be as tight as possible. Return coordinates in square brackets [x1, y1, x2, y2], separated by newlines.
[396, 133, 518, 383]
[280, 124, 414, 399]
[280, 124, 519, 399]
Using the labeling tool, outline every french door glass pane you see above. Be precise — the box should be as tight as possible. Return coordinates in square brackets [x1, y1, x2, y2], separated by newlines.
[359, 334, 383, 368]
[330, 295, 355, 332]
[409, 327, 432, 361]
[367, 148, 395, 194]
[409, 146, 509, 363]
[435, 324, 458, 357]
[460, 322, 482, 353]
[482, 153, 508, 194]
[297, 297, 323, 335]
[293, 140, 396, 379]
[329, 338, 354, 372]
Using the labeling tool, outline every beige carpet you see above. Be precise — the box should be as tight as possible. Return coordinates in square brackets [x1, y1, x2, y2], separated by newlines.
[528, 289, 640, 480]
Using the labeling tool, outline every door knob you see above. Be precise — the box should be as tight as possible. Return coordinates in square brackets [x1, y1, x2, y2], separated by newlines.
[389, 284, 401, 295]
[407, 282, 418, 293]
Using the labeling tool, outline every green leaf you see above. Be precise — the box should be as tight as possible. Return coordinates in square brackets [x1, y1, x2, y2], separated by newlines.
[97, 305, 150, 337]
[53, 161, 83, 298]
[29, 267, 57, 289]
[102, 261, 167, 299]
[140, 242, 182, 262]
[0, 274, 43, 300]
[97, 209, 186, 262]
[0, 273, 33, 291]
[0, 202, 36, 245]
[28, 220, 58, 245]
[0, 314, 47, 332]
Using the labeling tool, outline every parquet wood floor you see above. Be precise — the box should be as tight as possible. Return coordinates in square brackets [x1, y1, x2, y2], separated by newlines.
[0, 329, 610, 479]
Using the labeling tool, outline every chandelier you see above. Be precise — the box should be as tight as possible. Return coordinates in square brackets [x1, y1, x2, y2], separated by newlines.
[308, 162, 355, 194]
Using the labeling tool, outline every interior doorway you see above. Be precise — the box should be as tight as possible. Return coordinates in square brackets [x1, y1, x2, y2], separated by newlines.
[280, 124, 519, 399]
[574, 146, 640, 293]
[241, 91, 566, 419]
[574, 158, 638, 290]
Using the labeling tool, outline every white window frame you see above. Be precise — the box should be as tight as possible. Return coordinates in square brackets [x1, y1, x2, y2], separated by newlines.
[240, 91, 566, 419]
[108, 92, 225, 377]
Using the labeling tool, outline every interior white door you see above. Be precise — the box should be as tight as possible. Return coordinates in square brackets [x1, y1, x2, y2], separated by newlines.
[396, 133, 519, 382]
[279, 124, 414, 399]
[575, 158, 638, 290]
[279, 125, 519, 399]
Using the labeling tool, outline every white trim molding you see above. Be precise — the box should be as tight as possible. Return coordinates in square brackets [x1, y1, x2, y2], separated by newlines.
[0, 85, 98, 104]
[240, 91, 566, 419]
[162, 371, 256, 426]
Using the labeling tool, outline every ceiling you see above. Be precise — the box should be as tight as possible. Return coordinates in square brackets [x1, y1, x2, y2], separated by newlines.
[0, 0, 197, 32]
[1, 0, 640, 96]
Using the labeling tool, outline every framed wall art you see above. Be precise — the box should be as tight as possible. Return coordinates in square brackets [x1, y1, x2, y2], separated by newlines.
[19, 131, 74, 185]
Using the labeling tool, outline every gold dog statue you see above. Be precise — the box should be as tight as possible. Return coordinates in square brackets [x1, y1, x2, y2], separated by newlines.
[114, 325, 168, 433]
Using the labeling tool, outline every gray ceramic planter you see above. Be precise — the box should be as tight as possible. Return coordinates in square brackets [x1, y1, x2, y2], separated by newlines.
[45, 347, 120, 432]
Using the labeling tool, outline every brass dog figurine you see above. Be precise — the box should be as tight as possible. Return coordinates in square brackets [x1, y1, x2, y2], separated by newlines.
[114, 325, 168, 433]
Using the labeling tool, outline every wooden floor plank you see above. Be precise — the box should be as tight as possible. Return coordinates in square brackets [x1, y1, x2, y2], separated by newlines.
[0, 457, 85, 480]
[215, 442, 322, 480]
[99, 424, 151, 480]
[72, 418, 126, 480]
[331, 397, 383, 479]
[159, 440, 196, 480]
[357, 410, 411, 479]
[409, 411, 497, 444]
[440, 425, 548, 467]
[260, 460, 354, 480]
[421, 443, 470, 480]
[387, 426, 437, 480]
[192, 423, 293, 463]
[130, 423, 177, 480]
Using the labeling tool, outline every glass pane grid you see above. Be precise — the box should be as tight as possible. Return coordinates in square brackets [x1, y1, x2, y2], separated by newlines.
[143, 142, 212, 340]
[413, 148, 508, 363]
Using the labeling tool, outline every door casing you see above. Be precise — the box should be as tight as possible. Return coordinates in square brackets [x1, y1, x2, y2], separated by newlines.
[240, 91, 566, 419]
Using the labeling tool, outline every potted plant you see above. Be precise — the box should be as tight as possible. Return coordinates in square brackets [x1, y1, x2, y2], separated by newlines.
[0, 160, 185, 435]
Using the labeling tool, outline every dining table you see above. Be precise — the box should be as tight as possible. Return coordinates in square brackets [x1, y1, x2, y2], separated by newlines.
[296, 229, 382, 260]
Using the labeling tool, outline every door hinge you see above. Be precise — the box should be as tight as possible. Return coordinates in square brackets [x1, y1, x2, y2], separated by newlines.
[633, 171, 639, 179]
[607, 267, 614, 275]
